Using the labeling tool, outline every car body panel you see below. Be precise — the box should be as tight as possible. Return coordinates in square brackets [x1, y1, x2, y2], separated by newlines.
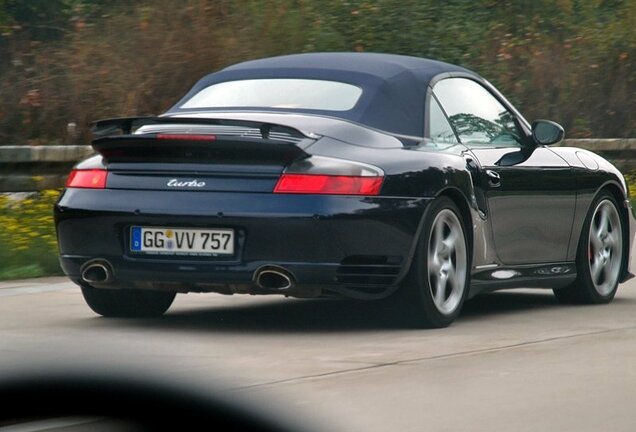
[548, 146, 635, 278]
[56, 188, 430, 299]
[467, 146, 576, 265]
[55, 52, 635, 302]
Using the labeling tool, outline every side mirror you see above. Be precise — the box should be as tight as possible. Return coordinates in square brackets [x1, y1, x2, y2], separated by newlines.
[532, 120, 564, 146]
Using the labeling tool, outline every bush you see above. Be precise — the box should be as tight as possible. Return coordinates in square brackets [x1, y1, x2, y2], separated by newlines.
[0, 190, 61, 280]
[0, 1, 635, 145]
[625, 170, 636, 208]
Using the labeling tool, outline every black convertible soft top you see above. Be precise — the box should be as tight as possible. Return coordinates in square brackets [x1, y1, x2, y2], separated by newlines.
[168, 52, 475, 137]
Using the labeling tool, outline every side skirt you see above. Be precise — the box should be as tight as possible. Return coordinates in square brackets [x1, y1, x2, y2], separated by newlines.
[468, 262, 576, 299]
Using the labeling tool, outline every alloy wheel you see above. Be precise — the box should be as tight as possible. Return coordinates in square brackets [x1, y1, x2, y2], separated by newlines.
[588, 199, 622, 296]
[427, 209, 468, 315]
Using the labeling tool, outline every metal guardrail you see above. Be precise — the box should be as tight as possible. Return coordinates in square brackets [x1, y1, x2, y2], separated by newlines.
[0, 146, 94, 192]
[0, 139, 635, 192]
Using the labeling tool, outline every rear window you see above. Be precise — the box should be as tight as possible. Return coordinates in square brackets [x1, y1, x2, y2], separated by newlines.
[180, 79, 363, 111]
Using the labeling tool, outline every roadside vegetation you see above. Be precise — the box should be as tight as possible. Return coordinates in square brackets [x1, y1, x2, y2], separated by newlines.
[1, 0, 635, 144]
[0, 1, 635, 280]
[0, 190, 61, 280]
[625, 171, 636, 202]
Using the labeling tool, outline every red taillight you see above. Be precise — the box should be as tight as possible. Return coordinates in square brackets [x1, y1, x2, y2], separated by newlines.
[274, 174, 383, 195]
[66, 169, 108, 189]
[156, 134, 216, 141]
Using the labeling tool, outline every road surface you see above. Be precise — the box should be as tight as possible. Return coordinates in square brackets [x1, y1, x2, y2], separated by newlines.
[2, 270, 636, 431]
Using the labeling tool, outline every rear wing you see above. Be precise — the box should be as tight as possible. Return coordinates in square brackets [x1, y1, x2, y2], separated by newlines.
[91, 135, 309, 164]
[90, 116, 308, 141]
[90, 116, 312, 164]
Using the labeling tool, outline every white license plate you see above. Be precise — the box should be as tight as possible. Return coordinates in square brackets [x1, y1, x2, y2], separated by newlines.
[130, 226, 234, 255]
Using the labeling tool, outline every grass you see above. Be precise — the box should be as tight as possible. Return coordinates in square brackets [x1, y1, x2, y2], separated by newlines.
[0, 190, 62, 281]
[625, 171, 636, 211]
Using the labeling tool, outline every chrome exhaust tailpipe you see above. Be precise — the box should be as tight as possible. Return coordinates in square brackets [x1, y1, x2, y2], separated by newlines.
[81, 260, 113, 284]
[255, 267, 294, 291]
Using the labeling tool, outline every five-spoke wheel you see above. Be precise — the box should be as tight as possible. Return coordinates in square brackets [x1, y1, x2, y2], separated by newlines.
[397, 196, 470, 328]
[427, 208, 468, 316]
[554, 191, 624, 303]
[588, 199, 623, 296]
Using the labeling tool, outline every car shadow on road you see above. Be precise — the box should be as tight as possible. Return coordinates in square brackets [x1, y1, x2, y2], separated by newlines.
[460, 289, 635, 324]
[459, 290, 561, 322]
[111, 297, 405, 333]
[84, 289, 590, 334]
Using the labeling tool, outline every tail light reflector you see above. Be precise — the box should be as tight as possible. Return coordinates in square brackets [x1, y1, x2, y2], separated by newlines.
[66, 169, 108, 189]
[274, 174, 383, 195]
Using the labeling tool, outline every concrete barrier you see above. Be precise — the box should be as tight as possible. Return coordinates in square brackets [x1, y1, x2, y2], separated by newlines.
[0, 139, 634, 192]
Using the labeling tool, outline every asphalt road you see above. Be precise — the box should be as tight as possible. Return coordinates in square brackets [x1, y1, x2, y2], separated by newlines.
[2, 269, 636, 432]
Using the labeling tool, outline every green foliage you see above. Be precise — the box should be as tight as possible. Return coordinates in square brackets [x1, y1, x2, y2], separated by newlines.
[299, 1, 491, 63]
[0, 0, 635, 143]
[0, 190, 61, 281]
[1, 0, 71, 39]
[625, 170, 636, 197]
[286, 0, 636, 137]
[0, 0, 9, 29]
[0, 0, 129, 37]
[0, 2, 634, 281]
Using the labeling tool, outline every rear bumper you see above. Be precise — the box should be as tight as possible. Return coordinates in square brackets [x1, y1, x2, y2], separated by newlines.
[55, 188, 431, 298]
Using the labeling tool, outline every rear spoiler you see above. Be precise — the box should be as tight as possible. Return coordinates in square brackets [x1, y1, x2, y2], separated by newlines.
[92, 134, 309, 164]
[90, 116, 308, 141]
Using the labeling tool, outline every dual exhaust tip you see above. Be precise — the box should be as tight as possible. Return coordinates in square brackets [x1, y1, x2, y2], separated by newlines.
[82, 260, 294, 291]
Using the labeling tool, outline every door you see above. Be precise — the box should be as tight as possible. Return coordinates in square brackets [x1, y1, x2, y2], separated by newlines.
[432, 77, 576, 265]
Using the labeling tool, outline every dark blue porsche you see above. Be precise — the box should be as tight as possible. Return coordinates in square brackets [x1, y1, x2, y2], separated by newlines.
[55, 53, 635, 327]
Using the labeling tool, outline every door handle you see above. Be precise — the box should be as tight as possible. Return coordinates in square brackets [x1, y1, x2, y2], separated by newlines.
[486, 169, 501, 187]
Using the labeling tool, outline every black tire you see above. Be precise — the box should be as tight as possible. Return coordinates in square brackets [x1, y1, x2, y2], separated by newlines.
[81, 285, 176, 318]
[393, 196, 471, 328]
[554, 191, 624, 304]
